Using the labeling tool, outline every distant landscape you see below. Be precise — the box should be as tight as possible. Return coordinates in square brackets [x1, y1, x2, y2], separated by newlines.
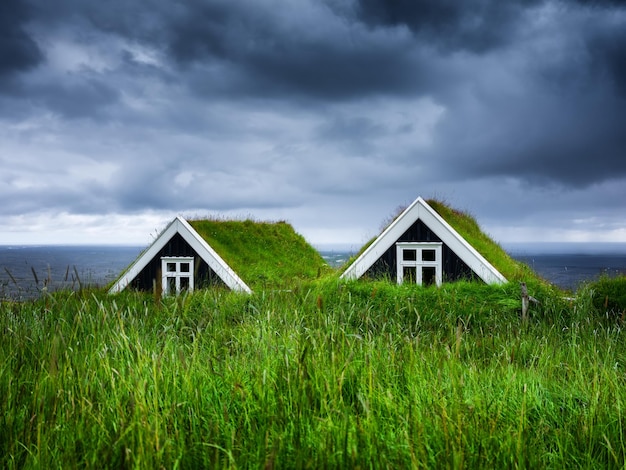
[1, 243, 626, 299]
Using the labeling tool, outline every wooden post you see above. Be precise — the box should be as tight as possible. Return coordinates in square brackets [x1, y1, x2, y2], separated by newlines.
[521, 282, 529, 322]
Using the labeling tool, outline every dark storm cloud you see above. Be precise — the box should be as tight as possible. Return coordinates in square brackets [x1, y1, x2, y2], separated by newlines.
[587, 25, 626, 96]
[2, 0, 626, 243]
[574, 0, 626, 7]
[433, 85, 626, 187]
[29, 75, 121, 120]
[0, 0, 43, 80]
[423, 0, 626, 189]
[355, 0, 544, 53]
[0, 69, 122, 121]
[25, 0, 435, 100]
[158, 0, 430, 100]
[19, 0, 626, 101]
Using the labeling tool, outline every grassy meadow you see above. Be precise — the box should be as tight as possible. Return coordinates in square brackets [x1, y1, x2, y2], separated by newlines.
[2, 275, 626, 468]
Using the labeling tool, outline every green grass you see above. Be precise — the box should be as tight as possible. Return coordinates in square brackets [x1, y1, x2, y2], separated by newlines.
[589, 274, 626, 317]
[189, 219, 329, 290]
[426, 199, 540, 284]
[2, 277, 626, 468]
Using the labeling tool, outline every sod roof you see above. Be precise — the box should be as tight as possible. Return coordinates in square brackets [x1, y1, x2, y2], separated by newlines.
[188, 218, 328, 289]
[342, 198, 540, 285]
[424, 199, 535, 282]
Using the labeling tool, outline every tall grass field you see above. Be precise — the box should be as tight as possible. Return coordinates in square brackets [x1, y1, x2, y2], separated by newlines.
[2, 275, 626, 468]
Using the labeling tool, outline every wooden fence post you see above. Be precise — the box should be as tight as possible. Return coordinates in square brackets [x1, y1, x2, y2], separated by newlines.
[521, 282, 529, 322]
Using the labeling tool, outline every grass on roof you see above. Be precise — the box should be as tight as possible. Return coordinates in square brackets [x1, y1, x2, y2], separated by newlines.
[425, 199, 543, 285]
[341, 198, 547, 289]
[189, 218, 329, 289]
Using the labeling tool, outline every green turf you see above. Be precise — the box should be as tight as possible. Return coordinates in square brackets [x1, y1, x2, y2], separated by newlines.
[189, 218, 329, 290]
[2, 276, 625, 468]
[426, 199, 542, 285]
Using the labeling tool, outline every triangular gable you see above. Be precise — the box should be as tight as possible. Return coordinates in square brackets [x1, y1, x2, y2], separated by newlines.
[340, 197, 506, 285]
[108, 216, 252, 294]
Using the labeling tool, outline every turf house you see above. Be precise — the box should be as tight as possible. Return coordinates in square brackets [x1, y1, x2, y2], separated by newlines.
[340, 196, 507, 286]
[108, 216, 327, 295]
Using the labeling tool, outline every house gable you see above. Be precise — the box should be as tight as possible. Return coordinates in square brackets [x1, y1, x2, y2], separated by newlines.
[363, 219, 475, 282]
[108, 217, 252, 294]
[340, 197, 506, 285]
[127, 232, 228, 292]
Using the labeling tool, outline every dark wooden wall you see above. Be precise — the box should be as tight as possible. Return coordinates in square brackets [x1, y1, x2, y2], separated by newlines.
[364, 219, 478, 283]
[129, 233, 227, 291]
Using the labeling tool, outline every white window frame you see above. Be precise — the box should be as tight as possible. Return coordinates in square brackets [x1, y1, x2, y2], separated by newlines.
[161, 256, 194, 295]
[396, 242, 443, 286]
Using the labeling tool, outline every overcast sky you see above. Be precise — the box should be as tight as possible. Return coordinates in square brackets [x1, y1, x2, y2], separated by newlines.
[1, 0, 625, 249]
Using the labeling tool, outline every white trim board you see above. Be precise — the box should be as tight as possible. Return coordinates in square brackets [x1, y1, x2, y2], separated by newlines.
[340, 197, 506, 285]
[108, 216, 252, 294]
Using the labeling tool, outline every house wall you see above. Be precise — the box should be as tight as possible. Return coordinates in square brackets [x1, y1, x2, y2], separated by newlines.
[130, 232, 227, 291]
[364, 219, 477, 282]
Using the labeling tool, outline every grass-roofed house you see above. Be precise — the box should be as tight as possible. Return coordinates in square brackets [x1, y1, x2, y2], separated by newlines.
[109, 216, 327, 295]
[340, 196, 511, 286]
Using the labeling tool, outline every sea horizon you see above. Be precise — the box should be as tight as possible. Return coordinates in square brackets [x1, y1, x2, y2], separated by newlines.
[1, 242, 626, 298]
[502, 241, 626, 255]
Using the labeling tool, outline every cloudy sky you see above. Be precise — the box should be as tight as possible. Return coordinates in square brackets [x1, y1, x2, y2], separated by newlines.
[1, 0, 625, 249]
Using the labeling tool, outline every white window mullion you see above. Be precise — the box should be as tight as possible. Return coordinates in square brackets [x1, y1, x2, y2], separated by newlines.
[161, 257, 194, 296]
[396, 242, 442, 286]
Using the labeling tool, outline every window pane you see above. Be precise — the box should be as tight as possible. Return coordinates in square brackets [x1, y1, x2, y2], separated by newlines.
[167, 277, 176, 293]
[403, 266, 416, 283]
[180, 263, 190, 273]
[403, 249, 417, 261]
[422, 267, 436, 286]
[167, 262, 176, 272]
[422, 249, 436, 262]
[180, 277, 190, 291]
